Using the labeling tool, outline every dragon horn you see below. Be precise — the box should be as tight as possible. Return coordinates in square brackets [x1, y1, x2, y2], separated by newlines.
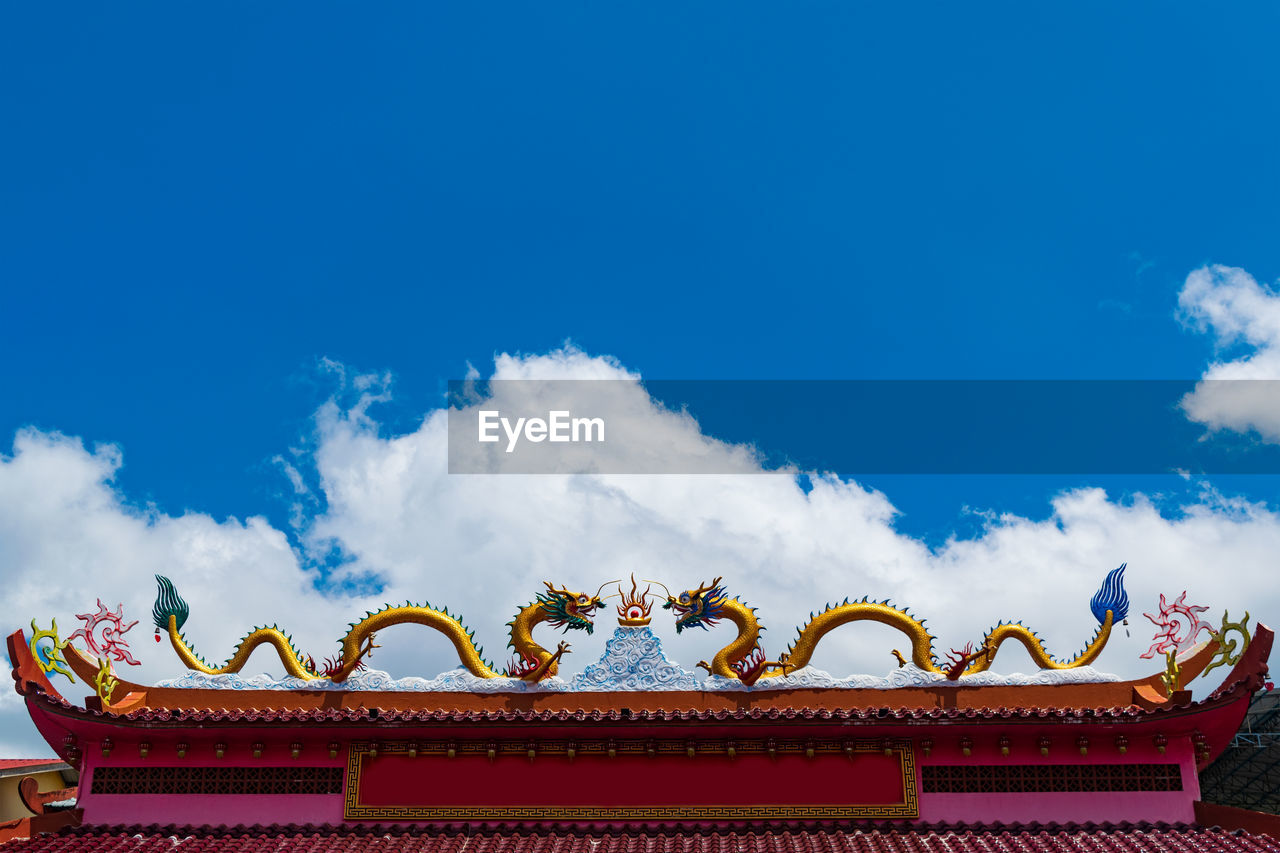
[693, 576, 723, 596]
[595, 579, 622, 599]
[643, 579, 674, 599]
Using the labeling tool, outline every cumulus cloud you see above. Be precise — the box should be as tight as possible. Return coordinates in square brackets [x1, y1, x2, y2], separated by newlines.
[302, 347, 1275, 693]
[0, 430, 350, 755]
[3, 345, 1278, 757]
[1179, 264, 1280, 441]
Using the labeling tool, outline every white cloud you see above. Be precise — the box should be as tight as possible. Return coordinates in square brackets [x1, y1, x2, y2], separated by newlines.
[0, 430, 358, 755]
[1178, 264, 1280, 441]
[300, 347, 1277, 691]
[3, 345, 1278, 757]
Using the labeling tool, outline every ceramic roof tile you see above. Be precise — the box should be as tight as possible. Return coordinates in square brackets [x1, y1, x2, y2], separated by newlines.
[26, 686, 1253, 725]
[3, 825, 1278, 853]
[0, 759, 67, 772]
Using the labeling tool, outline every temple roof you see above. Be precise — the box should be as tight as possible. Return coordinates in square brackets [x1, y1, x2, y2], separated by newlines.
[2, 824, 1278, 853]
[20, 625, 1268, 726]
[19, 678, 1259, 725]
[0, 760, 69, 777]
[24, 569, 1257, 724]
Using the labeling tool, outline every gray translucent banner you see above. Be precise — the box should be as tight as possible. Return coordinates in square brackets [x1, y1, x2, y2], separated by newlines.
[445, 379, 1280, 475]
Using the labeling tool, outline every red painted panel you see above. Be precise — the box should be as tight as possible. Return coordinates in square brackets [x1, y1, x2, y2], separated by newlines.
[357, 752, 908, 809]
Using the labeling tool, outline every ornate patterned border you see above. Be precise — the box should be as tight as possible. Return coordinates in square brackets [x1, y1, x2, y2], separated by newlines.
[344, 738, 918, 821]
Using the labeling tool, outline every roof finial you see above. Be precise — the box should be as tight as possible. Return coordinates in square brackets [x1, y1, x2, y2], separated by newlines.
[617, 574, 654, 626]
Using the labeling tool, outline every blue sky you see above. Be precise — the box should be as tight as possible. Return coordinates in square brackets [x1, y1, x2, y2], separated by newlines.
[5, 4, 1279, 543]
[3, 5, 1280, 754]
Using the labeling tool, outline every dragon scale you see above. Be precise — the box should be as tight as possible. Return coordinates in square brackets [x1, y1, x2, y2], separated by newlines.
[665, 564, 1130, 682]
[973, 616, 1113, 673]
[779, 601, 1115, 677]
[152, 576, 604, 683]
[779, 599, 939, 676]
[163, 616, 319, 680]
[700, 598, 767, 680]
[332, 602, 500, 682]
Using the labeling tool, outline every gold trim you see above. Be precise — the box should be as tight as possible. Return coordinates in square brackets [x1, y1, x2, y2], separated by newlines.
[344, 739, 918, 821]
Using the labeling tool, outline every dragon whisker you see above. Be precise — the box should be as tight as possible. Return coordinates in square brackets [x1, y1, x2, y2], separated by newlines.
[643, 579, 673, 600]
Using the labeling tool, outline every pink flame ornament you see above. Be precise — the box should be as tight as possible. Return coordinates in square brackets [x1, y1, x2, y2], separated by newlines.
[1141, 591, 1212, 660]
[68, 600, 141, 666]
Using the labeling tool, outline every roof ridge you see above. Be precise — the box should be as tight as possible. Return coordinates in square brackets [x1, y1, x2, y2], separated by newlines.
[49, 821, 1229, 836]
[27, 691, 1237, 724]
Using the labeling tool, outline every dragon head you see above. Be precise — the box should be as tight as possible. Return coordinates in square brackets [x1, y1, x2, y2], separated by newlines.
[537, 581, 610, 635]
[662, 577, 728, 634]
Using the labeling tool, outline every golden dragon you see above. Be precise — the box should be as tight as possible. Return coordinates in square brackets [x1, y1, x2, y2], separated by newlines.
[152, 575, 609, 683]
[660, 564, 1129, 684]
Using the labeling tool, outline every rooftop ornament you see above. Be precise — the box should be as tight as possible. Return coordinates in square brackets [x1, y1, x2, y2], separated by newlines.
[68, 599, 140, 667]
[93, 656, 119, 705]
[151, 575, 611, 684]
[660, 564, 1132, 683]
[616, 575, 654, 627]
[1203, 610, 1251, 677]
[28, 619, 73, 684]
[1142, 590, 1213, 660]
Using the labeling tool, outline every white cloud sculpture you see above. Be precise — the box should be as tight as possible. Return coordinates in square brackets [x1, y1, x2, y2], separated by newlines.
[1179, 264, 1280, 442]
[1, 345, 1278, 756]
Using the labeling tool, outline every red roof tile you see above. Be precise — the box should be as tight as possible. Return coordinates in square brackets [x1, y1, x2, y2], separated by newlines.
[23, 671, 1257, 726]
[1, 824, 1277, 853]
[0, 760, 63, 771]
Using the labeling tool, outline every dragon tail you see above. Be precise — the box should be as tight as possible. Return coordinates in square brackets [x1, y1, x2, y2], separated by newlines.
[1090, 563, 1130, 623]
[152, 575, 320, 681]
[152, 574, 189, 633]
[965, 564, 1128, 675]
[969, 614, 1114, 674]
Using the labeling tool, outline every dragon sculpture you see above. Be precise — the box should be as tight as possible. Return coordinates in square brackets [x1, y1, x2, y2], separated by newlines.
[661, 564, 1131, 683]
[152, 575, 608, 683]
